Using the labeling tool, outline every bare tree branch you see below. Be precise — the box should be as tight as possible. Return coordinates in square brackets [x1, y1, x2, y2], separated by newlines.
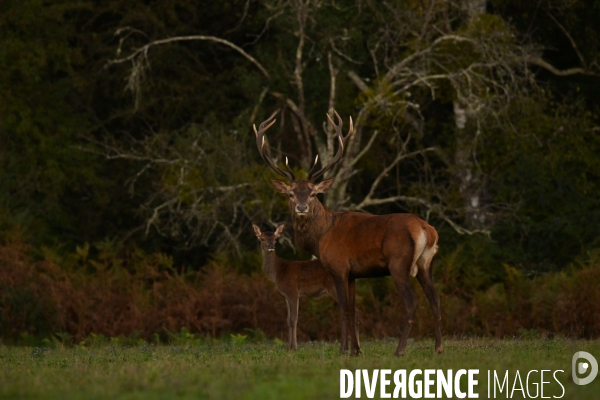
[225, 0, 252, 34]
[105, 34, 271, 79]
[347, 70, 368, 92]
[350, 129, 379, 167]
[527, 57, 598, 77]
[329, 37, 364, 65]
[542, 7, 587, 69]
[353, 145, 437, 210]
[250, 86, 270, 124]
[327, 51, 338, 112]
[244, 9, 285, 46]
[349, 194, 490, 236]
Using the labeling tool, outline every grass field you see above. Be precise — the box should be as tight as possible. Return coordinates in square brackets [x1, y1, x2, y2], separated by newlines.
[0, 337, 599, 399]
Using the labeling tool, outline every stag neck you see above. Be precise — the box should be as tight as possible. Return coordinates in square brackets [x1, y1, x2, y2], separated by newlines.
[292, 199, 335, 257]
[260, 246, 278, 283]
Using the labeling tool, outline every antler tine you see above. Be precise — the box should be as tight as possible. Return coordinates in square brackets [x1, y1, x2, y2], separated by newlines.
[308, 110, 354, 181]
[253, 110, 295, 182]
[284, 157, 296, 178]
[253, 110, 278, 140]
[307, 155, 320, 178]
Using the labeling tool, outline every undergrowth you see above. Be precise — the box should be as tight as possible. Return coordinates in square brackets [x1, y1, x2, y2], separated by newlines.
[2, 237, 600, 345]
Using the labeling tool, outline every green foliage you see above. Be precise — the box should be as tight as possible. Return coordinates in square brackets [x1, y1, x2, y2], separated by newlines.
[0, 1, 141, 246]
[165, 327, 203, 346]
[230, 333, 248, 345]
[0, 284, 58, 340]
[484, 97, 600, 271]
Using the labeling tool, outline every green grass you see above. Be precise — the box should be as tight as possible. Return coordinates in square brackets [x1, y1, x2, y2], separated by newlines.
[0, 338, 599, 399]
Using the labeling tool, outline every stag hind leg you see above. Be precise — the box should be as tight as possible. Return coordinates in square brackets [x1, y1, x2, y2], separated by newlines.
[390, 256, 418, 356]
[416, 258, 443, 354]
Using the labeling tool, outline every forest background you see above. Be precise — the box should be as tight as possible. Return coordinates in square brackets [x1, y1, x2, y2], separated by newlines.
[1, 0, 600, 344]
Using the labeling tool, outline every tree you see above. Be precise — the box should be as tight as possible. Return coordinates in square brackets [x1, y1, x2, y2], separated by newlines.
[98, 0, 599, 269]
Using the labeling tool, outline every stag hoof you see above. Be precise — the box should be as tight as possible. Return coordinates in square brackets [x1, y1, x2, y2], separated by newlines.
[436, 345, 444, 354]
[349, 347, 361, 356]
[395, 349, 406, 357]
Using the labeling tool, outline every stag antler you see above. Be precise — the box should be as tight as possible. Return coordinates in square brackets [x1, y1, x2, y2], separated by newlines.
[254, 110, 296, 182]
[307, 110, 354, 181]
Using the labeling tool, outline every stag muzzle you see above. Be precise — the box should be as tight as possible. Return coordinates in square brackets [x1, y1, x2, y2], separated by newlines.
[295, 205, 309, 215]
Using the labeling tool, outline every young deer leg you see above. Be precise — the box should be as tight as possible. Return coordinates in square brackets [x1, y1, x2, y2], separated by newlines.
[391, 259, 417, 356]
[285, 297, 299, 350]
[354, 307, 360, 351]
[333, 277, 350, 354]
[416, 266, 443, 354]
[348, 279, 360, 355]
[290, 296, 299, 350]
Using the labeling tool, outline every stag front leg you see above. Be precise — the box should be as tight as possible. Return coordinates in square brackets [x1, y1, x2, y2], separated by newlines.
[391, 263, 417, 356]
[332, 279, 360, 353]
[348, 279, 360, 355]
[333, 277, 350, 354]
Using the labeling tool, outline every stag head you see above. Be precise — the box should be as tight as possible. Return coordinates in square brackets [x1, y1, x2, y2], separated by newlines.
[253, 110, 353, 217]
[270, 178, 334, 216]
[252, 223, 285, 252]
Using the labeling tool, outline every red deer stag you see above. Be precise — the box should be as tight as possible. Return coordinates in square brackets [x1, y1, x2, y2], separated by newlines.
[253, 222, 359, 350]
[253, 111, 442, 356]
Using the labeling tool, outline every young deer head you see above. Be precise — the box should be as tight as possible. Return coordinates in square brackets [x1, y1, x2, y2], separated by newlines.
[254, 110, 353, 218]
[252, 223, 285, 252]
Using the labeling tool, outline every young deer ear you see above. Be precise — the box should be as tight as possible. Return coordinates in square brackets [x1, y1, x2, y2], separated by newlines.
[274, 224, 285, 237]
[252, 223, 262, 237]
[314, 178, 335, 194]
[270, 179, 292, 194]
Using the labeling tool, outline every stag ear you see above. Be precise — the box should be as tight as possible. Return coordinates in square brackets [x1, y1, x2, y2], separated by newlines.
[270, 179, 292, 193]
[274, 224, 285, 237]
[314, 178, 335, 193]
[252, 223, 262, 237]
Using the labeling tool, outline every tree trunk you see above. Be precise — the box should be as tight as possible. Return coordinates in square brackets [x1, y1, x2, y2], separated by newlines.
[453, 0, 488, 230]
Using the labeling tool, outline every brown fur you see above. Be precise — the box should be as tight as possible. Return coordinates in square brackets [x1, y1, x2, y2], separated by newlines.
[253, 223, 359, 350]
[271, 178, 442, 356]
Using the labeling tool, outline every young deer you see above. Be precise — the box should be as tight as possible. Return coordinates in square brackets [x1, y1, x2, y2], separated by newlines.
[254, 111, 441, 356]
[252, 223, 359, 350]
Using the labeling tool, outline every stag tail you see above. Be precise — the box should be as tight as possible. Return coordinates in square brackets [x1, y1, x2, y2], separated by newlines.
[411, 223, 439, 277]
[423, 223, 439, 251]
